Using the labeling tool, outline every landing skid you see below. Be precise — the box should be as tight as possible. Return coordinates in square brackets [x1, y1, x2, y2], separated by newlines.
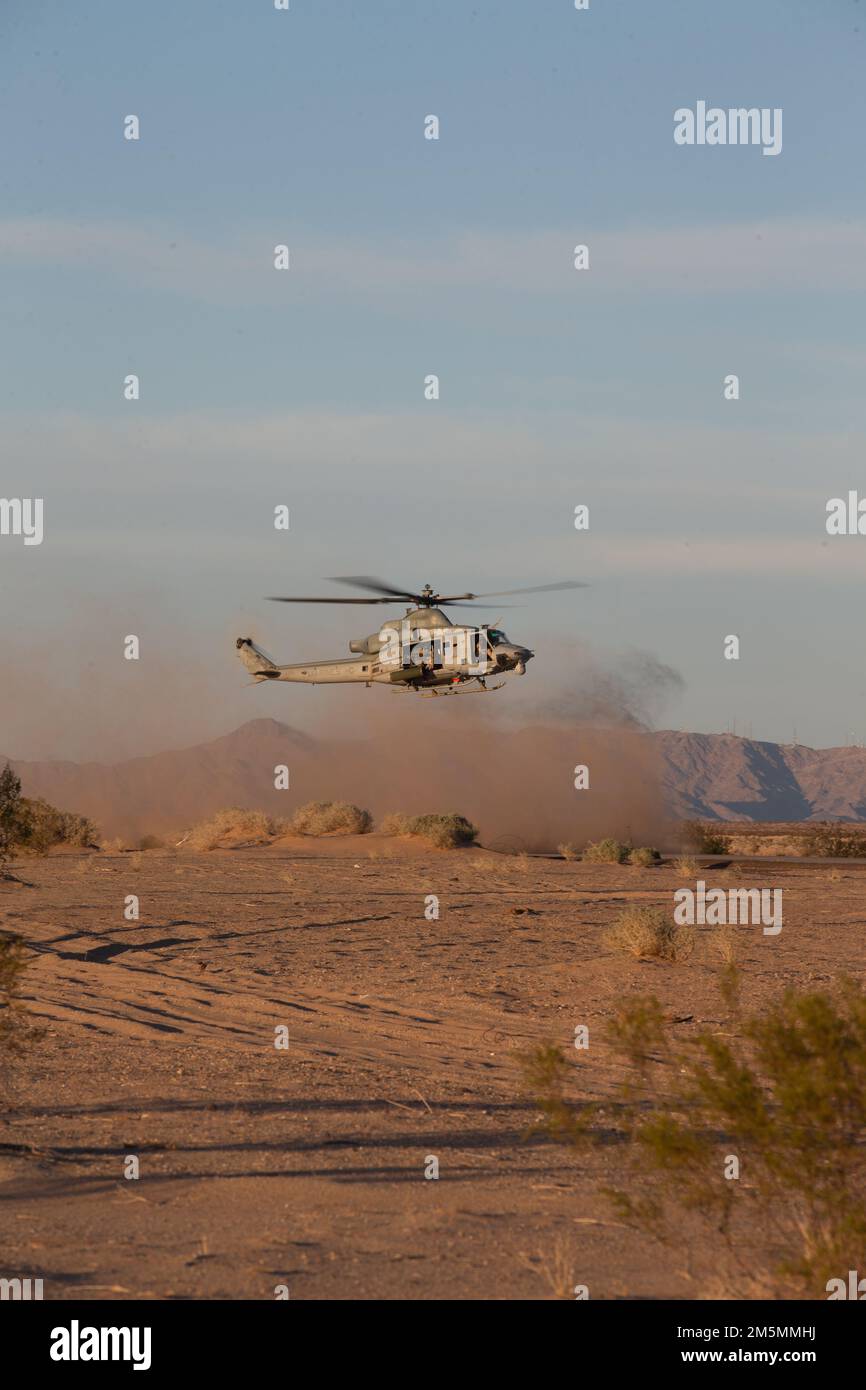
[392, 678, 506, 697]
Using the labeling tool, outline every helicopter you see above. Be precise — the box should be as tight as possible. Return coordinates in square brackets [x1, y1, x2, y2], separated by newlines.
[236, 575, 587, 696]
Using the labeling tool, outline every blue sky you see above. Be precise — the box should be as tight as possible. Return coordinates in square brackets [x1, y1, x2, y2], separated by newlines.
[1, 0, 865, 758]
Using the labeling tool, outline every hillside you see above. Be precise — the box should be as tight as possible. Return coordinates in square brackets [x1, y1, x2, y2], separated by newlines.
[654, 731, 866, 822]
[7, 721, 866, 843]
[3, 717, 660, 847]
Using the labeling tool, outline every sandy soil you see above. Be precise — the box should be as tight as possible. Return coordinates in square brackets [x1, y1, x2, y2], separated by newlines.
[1, 840, 863, 1301]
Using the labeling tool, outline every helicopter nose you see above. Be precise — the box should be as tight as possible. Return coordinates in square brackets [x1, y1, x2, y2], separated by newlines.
[511, 647, 534, 674]
[495, 645, 534, 672]
[517, 647, 534, 664]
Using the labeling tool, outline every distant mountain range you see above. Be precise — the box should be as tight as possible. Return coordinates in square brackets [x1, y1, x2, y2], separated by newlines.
[5, 720, 866, 843]
[654, 730, 866, 823]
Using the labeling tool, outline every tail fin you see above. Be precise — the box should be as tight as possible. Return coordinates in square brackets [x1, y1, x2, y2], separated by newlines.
[236, 637, 281, 681]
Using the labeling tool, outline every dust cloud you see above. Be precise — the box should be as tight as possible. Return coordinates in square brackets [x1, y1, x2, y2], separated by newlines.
[6, 639, 681, 851]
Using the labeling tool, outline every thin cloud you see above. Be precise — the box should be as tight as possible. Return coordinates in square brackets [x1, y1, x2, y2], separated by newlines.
[1, 216, 865, 301]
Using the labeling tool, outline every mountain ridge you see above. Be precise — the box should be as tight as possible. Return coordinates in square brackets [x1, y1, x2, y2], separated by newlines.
[7, 720, 866, 841]
[653, 730, 866, 822]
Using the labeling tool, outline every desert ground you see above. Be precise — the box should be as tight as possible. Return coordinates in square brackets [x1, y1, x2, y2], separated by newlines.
[1, 837, 863, 1301]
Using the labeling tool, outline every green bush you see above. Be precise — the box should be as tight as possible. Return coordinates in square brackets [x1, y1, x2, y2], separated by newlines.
[582, 837, 629, 864]
[289, 801, 372, 836]
[627, 846, 658, 868]
[0, 935, 38, 1066]
[0, 764, 21, 872]
[381, 811, 478, 849]
[0, 765, 97, 860]
[13, 797, 97, 854]
[523, 977, 866, 1296]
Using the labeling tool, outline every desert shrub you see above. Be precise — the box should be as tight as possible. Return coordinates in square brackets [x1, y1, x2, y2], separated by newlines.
[672, 853, 700, 875]
[12, 797, 97, 855]
[557, 843, 578, 861]
[0, 764, 21, 873]
[605, 906, 694, 962]
[58, 808, 97, 846]
[519, 1236, 580, 1301]
[408, 813, 477, 848]
[681, 820, 731, 854]
[289, 801, 372, 836]
[627, 846, 658, 868]
[381, 811, 478, 849]
[0, 935, 38, 1067]
[582, 837, 629, 864]
[0, 937, 26, 1026]
[799, 823, 866, 858]
[188, 807, 287, 851]
[0, 771, 97, 862]
[523, 977, 866, 1297]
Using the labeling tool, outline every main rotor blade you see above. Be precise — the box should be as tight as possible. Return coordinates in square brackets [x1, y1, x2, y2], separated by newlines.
[437, 580, 589, 602]
[328, 574, 421, 601]
[267, 578, 587, 605]
[266, 595, 398, 604]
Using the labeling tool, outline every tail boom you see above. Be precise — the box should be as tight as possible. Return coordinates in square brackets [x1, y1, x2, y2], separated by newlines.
[235, 637, 378, 685]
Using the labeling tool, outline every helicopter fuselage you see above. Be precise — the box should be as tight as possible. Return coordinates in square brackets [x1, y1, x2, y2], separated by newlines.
[236, 605, 534, 692]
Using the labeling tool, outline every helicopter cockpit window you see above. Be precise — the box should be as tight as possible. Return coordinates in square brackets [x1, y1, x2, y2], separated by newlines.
[487, 629, 508, 646]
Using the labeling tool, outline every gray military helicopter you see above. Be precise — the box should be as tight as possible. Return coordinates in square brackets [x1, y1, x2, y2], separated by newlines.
[236, 574, 586, 696]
